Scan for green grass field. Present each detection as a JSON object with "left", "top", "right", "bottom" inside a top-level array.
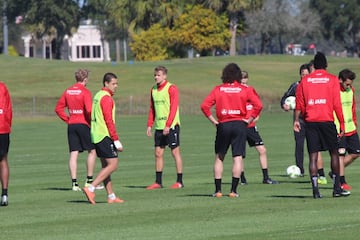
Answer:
[
  {"left": 2, "top": 114, "right": 360, "bottom": 239},
  {"left": 2, "top": 55, "right": 360, "bottom": 239}
]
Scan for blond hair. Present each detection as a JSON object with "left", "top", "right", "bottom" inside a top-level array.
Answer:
[{"left": 75, "top": 69, "right": 89, "bottom": 82}]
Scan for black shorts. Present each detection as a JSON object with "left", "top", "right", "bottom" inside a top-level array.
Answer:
[
  {"left": 94, "top": 136, "right": 118, "bottom": 159},
  {"left": 305, "top": 122, "right": 338, "bottom": 153},
  {"left": 246, "top": 126, "right": 264, "bottom": 147},
  {"left": 338, "top": 133, "right": 360, "bottom": 154},
  {"left": 154, "top": 125, "right": 180, "bottom": 149},
  {"left": 67, "top": 124, "right": 95, "bottom": 152},
  {"left": 215, "top": 121, "right": 247, "bottom": 158},
  {"left": 0, "top": 133, "right": 10, "bottom": 160}
]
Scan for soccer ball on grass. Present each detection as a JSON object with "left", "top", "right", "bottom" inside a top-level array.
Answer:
[{"left": 286, "top": 165, "right": 301, "bottom": 178}]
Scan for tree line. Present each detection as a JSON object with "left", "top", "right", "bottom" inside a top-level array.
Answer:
[{"left": 2, "top": 0, "right": 360, "bottom": 60}]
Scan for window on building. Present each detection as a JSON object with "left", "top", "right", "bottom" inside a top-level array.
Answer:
[
  {"left": 76, "top": 45, "right": 101, "bottom": 59},
  {"left": 93, "top": 46, "right": 101, "bottom": 58}
]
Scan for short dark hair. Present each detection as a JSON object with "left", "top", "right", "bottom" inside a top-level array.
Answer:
[
  {"left": 338, "top": 69, "right": 356, "bottom": 81},
  {"left": 313, "top": 52, "right": 327, "bottom": 69},
  {"left": 103, "top": 72, "right": 117, "bottom": 86},
  {"left": 241, "top": 70, "right": 248, "bottom": 79},
  {"left": 299, "top": 64, "right": 310, "bottom": 76},
  {"left": 221, "top": 63, "right": 241, "bottom": 83}
]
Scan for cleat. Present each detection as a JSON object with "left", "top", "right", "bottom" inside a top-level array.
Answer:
[
  {"left": 82, "top": 187, "right": 96, "bottom": 204},
  {"left": 1, "top": 195, "right": 8, "bottom": 206},
  {"left": 240, "top": 180, "right": 248, "bottom": 185},
  {"left": 263, "top": 178, "right": 279, "bottom": 184},
  {"left": 228, "top": 192, "right": 239, "bottom": 198},
  {"left": 170, "top": 182, "right": 183, "bottom": 189},
  {"left": 299, "top": 174, "right": 305, "bottom": 177},
  {"left": 333, "top": 189, "right": 351, "bottom": 197},
  {"left": 146, "top": 183, "right": 163, "bottom": 190},
  {"left": 317, "top": 176, "right": 328, "bottom": 185},
  {"left": 341, "top": 183, "right": 352, "bottom": 191},
  {"left": 85, "top": 182, "right": 104, "bottom": 190},
  {"left": 212, "top": 192, "right": 222, "bottom": 198},
  {"left": 313, "top": 189, "right": 322, "bottom": 199},
  {"left": 108, "top": 197, "right": 125, "bottom": 204},
  {"left": 72, "top": 185, "right": 82, "bottom": 192}
]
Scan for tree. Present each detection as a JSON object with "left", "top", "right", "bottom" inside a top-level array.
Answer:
[
  {"left": 129, "top": 24, "right": 170, "bottom": 61},
  {"left": 202, "top": 0, "right": 263, "bottom": 56},
  {"left": 245, "top": 0, "right": 320, "bottom": 54},
  {"left": 310, "top": 0, "right": 360, "bottom": 56},
  {"left": 171, "top": 5, "right": 231, "bottom": 55},
  {"left": 24, "top": 0, "right": 81, "bottom": 59}
]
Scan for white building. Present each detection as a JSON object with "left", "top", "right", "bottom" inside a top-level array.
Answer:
[{"left": 21, "top": 20, "right": 110, "bottom": 62}]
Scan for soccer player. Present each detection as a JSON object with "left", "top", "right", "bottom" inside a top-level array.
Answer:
[
  {"left": 294, "top": 52, "right": 349, "bottom": 198},
  {"left": 146, "top": 66, "right": 184, "bottom": 190},
  {"left": 280, "top": 63, "right": 327, "bottom": 184},
  {"left": 55, "top": 69, "right": 98, "bottom": 191},
  {"left": 0, "top": 82, "right": 12, "bottom": 206},
  {"left": 82, "top": 72, "right": 124, "bottom": 204},
  {"left": 200, "top": 63, "right": 262, "bottom": 198},
  {"left": 332, "top": 69, "right": 360, "bottom": 191},
  {"left": 240, "top": 70, "right": 278, "bottom": 185}
]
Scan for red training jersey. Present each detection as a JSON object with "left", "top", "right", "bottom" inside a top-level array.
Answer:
[
  {"left": 200, "top": 81, "right": 262, "bottom": 123},
  {"left": 295, "top": 69, "right": 345, "bottom": 130},
  {"left": 147, "top": 80, "right": 179, "bottom": 128},
  {"left": 244, "top": 86, "right": 262, "bottom": 128},
  {"left": 0, "top": 82, "right": 12, "bottom": 134},
  {"left": 55, "top": 83, "right": 92, "bottom": 127}
]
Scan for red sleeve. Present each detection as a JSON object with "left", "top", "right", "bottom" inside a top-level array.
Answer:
[
  {"left": 83, "top": 89, "right": 92, "bottom": 125},
  {"left": 200, "top": 87, "right": 216, "bottom": 117},
  {"left": 100, "top": 95, "right": 119, "bottom": 141},
  {"left": 55, "top": 92, "right": 69, "bottom": 123},
  {"left": 295, "top": 81, "right": 305, "bottom": 115},
  {"left": 247, "top": 87, "right": 262, "bottom": 118},
  {"left": 352, "top": 88, "right": 357, "bottom": 128},
  {"left": 165, "top": 85, "right": 179, "bottom": 127},
  {"left": 5, "top": 86, "right": 12, "bottom": 129},
  {"left": 147, "top": 90, "right": 155, "bottom": 127},
  {"left": 333, "top": 79, "right": 345, "bottom": 131}
]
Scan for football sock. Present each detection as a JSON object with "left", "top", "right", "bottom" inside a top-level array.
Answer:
[
  {"left": 231, "top": 177, "right": 239, "bottom": 193},
  {"left": 215, "top": 178, "right": 222, "bottom": 193},
  {"left": 240, "top": 171, "right": 246, "bottom": 182},
  {"left": 262, "top": 168, "right": 269, "bottom": 180},
  {"left": 318, "top": 168, "right": 325, "bottom": 177},
  {"left": 176, "top": 173, "right": 183, "bottom": 184},
  {"left": 311, "top": 176, "right": 318, "bottom": 189},
  {"left": 2, "top": 189, "right": 7, "bottom": 196},
  {"left": 340, "top": 176, "right": 345, "bottom": 184},
  {"left": 155, "top": 171, "right": 162, "bottom": 185},
  {"left": 108, "top": 193, "right": 116, "bottom": 200},
  {"left": 86, "top": 176, "right": 93, "bottom": 183},
  {"left": 72, "top": 179, "right": 78, "bottom": 186}
]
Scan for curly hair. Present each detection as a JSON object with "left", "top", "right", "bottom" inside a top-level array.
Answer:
[{"left": 221, "top": 63, "right": 241, "bottom": 83}]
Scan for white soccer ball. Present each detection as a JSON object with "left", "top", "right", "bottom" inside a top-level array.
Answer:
[
  {"left": 285, "top": 96, "right": 296, "bottom": 110},
  {"left": 286, "top": 165, "right": 301, "bottom": 178}
]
